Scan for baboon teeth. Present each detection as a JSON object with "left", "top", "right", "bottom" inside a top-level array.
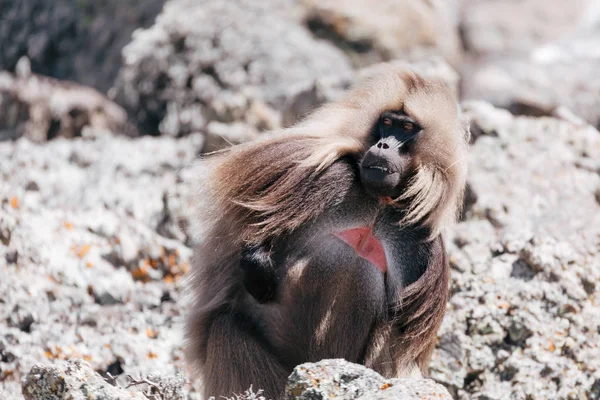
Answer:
[{"left": 371, "top": 166, "right": 389, "bottom": 172}]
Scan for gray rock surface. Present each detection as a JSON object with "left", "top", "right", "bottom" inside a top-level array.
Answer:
[
  {"left": 459, "top": 0, "right": 595, "bottom": 57},
  {"left": 22, "top": 359, "right": 186, "bottom": 400},
  {"left": 0, "top": 132, "right": 202, "bottom": 398},
  {"left": 462, "top": 29, "right": 600, "bottom": 129},
  {"left": 111, "top": 0, "right": 353, "bottom": 142},
  {"left": 431, "top": 102, "right": 600, "bottom": 399},
  {"left": 0, "top": 68, "right": 132, "bottom": 141},
  {"left": 22, "top": 360, "right": 147, "bottom": 400},
  {"left": 285, "top": 359, "right": 452, "bottom": 400},
  {"left": 0, "top": 0, "right": 165, "bottom": 93},
  {"left": 302, "top": 0, "right": 461, "bottom": 67}
]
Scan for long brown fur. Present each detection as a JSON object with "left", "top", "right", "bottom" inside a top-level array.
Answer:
[{"left": 185, "top": 64, "right": 469, "bottom": 399}]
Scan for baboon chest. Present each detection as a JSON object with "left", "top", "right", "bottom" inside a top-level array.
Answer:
[{"left": 261, "top": 227, "right": 388, "bottom": 364}]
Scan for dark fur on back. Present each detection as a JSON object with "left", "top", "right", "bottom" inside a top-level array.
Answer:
[{"left": 185, "top": 64, "right": 468, "bottom": 398}]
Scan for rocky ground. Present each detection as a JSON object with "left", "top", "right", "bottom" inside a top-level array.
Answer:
[{"left": 1, "top": 0, "right": 600, "bottom": 399}]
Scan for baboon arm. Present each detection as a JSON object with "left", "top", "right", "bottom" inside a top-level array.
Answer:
[
  {"left": 202, "top": 311, "right": 289, "bottom": 399},
  {"left": 364, "top": 235, "right": 449, "bottom": 377}
]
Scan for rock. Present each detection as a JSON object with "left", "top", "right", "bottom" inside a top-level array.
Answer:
[
  {"left": 459, "top": 0, "right": 594, "bottom": 57},
  {"left": 5, "top": 249, "right": 18, "bottom": 264},
  {"left": 429, "top": 332, "right": 468, "bottom": 394},
  {"left": 91, "top": 289, "right": 124, "bottom": 306},
  {"left": 461, "top": 12, "right": 600, "bottom": 128},
  {"left": 22, "top": 360, "right": 186, "bottom": 400},
  {"left": 462, "top": 100, "right": 600, "bottom": 238},
  {"left": 432, "top": 101, "right": 600, "bottom": 399},
  {"left": 15, "top": 313, "right": 35, "bottom": 333},
  {"left": 284, "top": 359, "right": 452, "bottom": 399},
  {"left": 0, "top": 0, "right": 166, "bottom": 93},
  {"left": 461, "top": 54, "right": 600, "bottom": 129},
  {"left": 506, "top": 319, "right": 533, "bottom": 346},
  {"left": 0, "top": 212, "right": 16, "bottom": 245},
  {"left": 22, "top": 359, "right": 147, "bottom": 399},
  {"left": 156, "top": 192, "right": 187, "bottom": 243},
  {"left": 0, "top": 133, "right": 199, "bottom": 396},
  {"left": 0, "top": 71, "right": 133, "bottom": 141},
  {"left": 111, "top": 0, "right": 353, "bottom": 142},
  {"left": 145, "top": 372, "right": 186, "bottom": 400},
  {"left": 302, "top": 0, "right": 461, "bottom": 67}
]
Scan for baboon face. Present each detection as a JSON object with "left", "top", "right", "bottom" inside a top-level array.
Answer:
[{"left": 360, "top": 110, "right": 420, "bottom": 198}]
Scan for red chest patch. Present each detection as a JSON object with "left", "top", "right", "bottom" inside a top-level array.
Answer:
[{"left": 335, "top": 227, "right": 388, "bottom": 273}]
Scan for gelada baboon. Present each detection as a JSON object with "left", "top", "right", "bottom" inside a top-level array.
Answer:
[{"left": 185, "top": 64, "right": 469, "bottom": 399}]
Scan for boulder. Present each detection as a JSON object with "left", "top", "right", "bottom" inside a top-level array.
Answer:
[
  {"left": 285, "top": 359, "right": 452, "bottom": 400},
  {"left": 111, "top": 0, "right": 353, "bottom": 143},
  {"left": 0, "top": 67, "right": 132, "bottom": 141},
  {"left": 302, "top": 0, "right": 461, "bottom": 67},
  {"left": 461, "top": 30, "right": 600, "bottom": 128},
  {"left": 0, "top": 0, "right": 165, "bottom": 92},
  {"left": 459, "top": 0, "right": 594, "bottom": 57},
  {"left": 431, "top": 101, "right": 600, "bottom": 399},
  {"left": 22, "top": 359, "right": 185, "bottom": 400}
]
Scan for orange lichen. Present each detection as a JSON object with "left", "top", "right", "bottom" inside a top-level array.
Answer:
[
  {"left": 131, "top": 265, "right": 149, "bottom": 281},
  {"left": 147, "top": 351, "right": 158, "bottom": 359},
  {"left": 45, "top": 346, "right": 63, "bottom": 359},
  {"left": 146, "top": 328, "right": 158, "bottom": 339},
  {"left": 73, "top": 244, "right": 91, "bottom": 259},
  {"left": 10, "top": 197, "right": 19, "bottom": 209},
  {"left": 130, "top": 249, "right": 190, "bottom": 283},
  {"left": 381, "top": 383, "right": 392, "bottom": 390},
  {"left": 64, "top": 222, "right": 74, "bottom": 230}
]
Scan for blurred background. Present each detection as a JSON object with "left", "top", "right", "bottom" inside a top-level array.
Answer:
[{"left": 1, "top": 0, "right": 600, "bottom": 399}]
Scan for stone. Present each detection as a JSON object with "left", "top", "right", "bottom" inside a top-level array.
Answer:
[
  {"left": 0, "top": 0, "right": 166, "bottom": 92},
  {"left": 285, "top": 359, "right": 452, "bottom": 400},
  {"left": 302, "top": 0, "right": 461, "bottom": 67},
  {"left": 460, "top": 0, "right": 594, "bottom": 57},
  {"left": 111, "top": 0, "right": 353, "bottom": 142},
  {"left": 0, "top": 71, "right": 133, "bottom": 141}
]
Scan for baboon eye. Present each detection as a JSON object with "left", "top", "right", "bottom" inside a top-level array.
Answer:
[
  {"left": 402, "top": 122, "right": 415, "bottom": 132},
  {"left": 377, "top": 112, "right": 421, "bottom": 142}
]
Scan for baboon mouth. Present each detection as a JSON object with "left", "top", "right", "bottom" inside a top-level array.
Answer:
[
  {"left": 364, "top": 164, "right": 399, "bottom": 175},
  {"left": 335, "top": 227, "right": 387, "bottom": 273}
]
